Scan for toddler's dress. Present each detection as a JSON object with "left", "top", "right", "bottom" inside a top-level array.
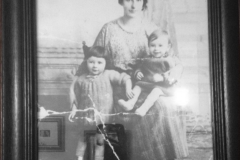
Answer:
[{"left": 135, "top": 55, "right": 182, "bottom": 96}]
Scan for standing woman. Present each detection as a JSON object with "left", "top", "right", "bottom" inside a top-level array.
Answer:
[{"left": 76, "top": 0, "right": 189, "bottom": 159}]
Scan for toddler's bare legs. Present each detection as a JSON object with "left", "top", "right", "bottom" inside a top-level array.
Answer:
[
  {"left": 135, "top": 88, "right": 164, "bottom": 117},
  {"left": 118, "top": 85, "right": 142, "bottom": 111},
  {"left": 78, "top": 157, "right": 83, "bottom": 160}
]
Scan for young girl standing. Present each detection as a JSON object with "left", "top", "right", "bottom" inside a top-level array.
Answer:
[{"left": 69, "top": 46, "right": 133, "bottom": 160}]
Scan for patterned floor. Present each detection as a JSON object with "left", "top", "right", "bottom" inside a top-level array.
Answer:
[{"left": 178, "top": 132, "right": 213, "bottom": 160}]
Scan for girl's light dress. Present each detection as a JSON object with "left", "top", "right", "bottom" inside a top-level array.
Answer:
[{"left": 73, "top": 70, "right": 130, "bottom": 157}]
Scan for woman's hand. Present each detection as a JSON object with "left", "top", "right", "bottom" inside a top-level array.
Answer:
[
  {"left": 166, "top": 78, "right": 177, "bottom": 85},
  {"left": 153, "top": 74, "right": 164, "bottom": 82},
  {"left": 69, "top": 104, "right": 77, "bottom": 122},
  {"left": 125, "top": 79, "right": 134, "bottom": 99},
  {"left": 162, "top": 71, "right": 170, "bottom": 80},
  {"left": 136, "top": 72, "right": 144, "bottom": 80},
  {"left": 126, "top": 88, "right": 134, "bottom": 99},
  {"left": 162, "top": 71, "right": 177, "bottom": 85}
]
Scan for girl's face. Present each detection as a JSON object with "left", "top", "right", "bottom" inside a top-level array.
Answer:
[
  {"left": 87, "top": 56, "right": 106, "bottom": 75},
  {"left": 122, "top": 0, "right": 143, "bottom": 18},
  {"left": 149, "top": 35, "right": 170, "bottom": 58}
]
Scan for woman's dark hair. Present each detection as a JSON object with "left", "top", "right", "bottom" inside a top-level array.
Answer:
[
  {"left": 85, "top": 46, "right": 111, "bottom": 69},
  {"left": 118, "top": 0, "right": 148, "bottom": 10}
]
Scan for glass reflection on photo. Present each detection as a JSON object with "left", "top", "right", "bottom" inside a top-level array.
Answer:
[{"left": 37, "top": 0, "right": 212, "bottom": 160}]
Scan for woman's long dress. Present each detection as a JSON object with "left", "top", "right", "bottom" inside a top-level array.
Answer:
[{"left": 93, "top": 19, "right": 189, "bottom": 160}]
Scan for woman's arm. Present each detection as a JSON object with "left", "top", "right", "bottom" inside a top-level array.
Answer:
[
  {"left": 108, "top": 70, "right": 131, "bottom": 85},
  {"left": 167, "top": 56, "right": 183, "bottom": 83},
  {"left": 107, "top": 70, "right": 133, "bottom": 99},
  {"left": 125, "top": 79, "right": 134, "bottom": 99}
]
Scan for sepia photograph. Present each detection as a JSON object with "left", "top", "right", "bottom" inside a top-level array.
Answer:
[{"left": 37, "top": 0, "right": 212, "bottom": 160}]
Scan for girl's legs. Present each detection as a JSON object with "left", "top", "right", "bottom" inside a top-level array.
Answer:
[
  {"left": 135, "top": 87, "right": 164, "bottom": 116},
  {"left": 76, "top": 134, "right": 86, "bottom": 160},
  {"left": 95, "top": 132, "right": 104, "bottom": 160},
  {"left": 77, "top": 151, "right": 104, "bottom": 160},
  {"left": 95, "top": 145, "right": 104, "bottom": 160},
  {"left": 118, "top": 85, "right": 142, "bottom": 111},
  {"left": 77, "top": 133, "right": 105, "bottom": 160}
]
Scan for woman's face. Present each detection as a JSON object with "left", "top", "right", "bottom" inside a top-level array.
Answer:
[
  {"left": 122, "top": 0, "right": 144, "bottom": 18},
  {"left": 149, "top": 35, "right": 170, "bottom": 58},
  {"left": 87, "top": 56, "right": 106, "bottom": 75}
]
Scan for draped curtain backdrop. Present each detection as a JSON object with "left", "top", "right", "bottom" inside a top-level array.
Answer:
[{"left": 145, "top": 0, "right": 179, "bottom": 55}]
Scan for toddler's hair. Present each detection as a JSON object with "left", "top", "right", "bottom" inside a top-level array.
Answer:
[
  {"left": 148, "top": 29, "right": 171, "bottom": 46},
  {"left": 85, "top": 46, "right": 111, "bottom": 69}
]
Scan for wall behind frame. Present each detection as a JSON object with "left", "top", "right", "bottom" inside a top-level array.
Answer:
[{"left": 37, "top": 0, "right": 211, "bottom": 160}]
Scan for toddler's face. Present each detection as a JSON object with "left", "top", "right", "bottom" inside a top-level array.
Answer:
[
  {"left": 149, "top": 35, "right": 170, "bottom": 58},
  {"left": 87, "top": 56, "right": 106, "bottom": 75}
]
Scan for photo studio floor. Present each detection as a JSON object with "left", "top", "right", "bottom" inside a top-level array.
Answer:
[{"left": 178, "top": 132, "right": 213, "bottom": 160}]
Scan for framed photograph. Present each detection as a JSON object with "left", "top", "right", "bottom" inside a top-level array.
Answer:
[
  {"left": 39, "top": 116, "right": 65, "bottom": 152},
  {"left": 2, "top": 0, "right": 240, "bottom": 160}
]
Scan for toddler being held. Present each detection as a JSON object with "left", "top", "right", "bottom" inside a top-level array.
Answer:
[{"left": 118, "top": 29, "right": 183, "bottom": 117}]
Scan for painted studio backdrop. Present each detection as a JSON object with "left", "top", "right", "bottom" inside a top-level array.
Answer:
[{"left": 37, "top": 0, "right": 212, "bottom": 160}]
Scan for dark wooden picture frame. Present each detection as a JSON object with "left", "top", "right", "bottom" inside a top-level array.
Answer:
[
  {"left": 39, "top": 116, "right": 65, "bottom": 152},
  {"left": 1, "top": 0, "right": 240, "bottom": 160}
]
